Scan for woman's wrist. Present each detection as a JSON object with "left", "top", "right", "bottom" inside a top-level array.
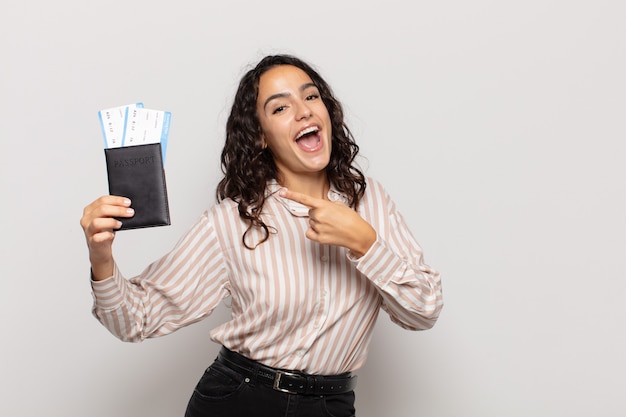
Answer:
[{"left": 90, "top": 257, "right": 115, "bottom": 281}]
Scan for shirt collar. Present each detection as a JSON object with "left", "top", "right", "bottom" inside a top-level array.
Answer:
[{"left": 266, "top": 179, "right": 349, "bottom": 217}]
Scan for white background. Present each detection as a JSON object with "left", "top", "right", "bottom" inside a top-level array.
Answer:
[{"left": 1, "top": 1, "right": 625, "bottom": 416}]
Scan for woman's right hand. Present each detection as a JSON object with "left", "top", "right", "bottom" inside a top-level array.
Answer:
[{"left": 80, "top": 196, "right": 135, "bottom": 280}]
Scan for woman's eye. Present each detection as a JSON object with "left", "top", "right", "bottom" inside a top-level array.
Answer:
[
  {"left": 306, "top": 93, "right": 319, "bottom": 101},
  {"left": 272, "top": 105, "right": 286, "bottom": 114}
]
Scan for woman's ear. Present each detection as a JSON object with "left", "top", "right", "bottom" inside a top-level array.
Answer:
[{"left": 260, "top": 135, "right": 267, "bottom": 150}]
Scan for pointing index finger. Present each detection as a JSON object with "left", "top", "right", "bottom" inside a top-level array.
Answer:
[{"left": 278, "top": 188, "right": 324, "bottom": 208}]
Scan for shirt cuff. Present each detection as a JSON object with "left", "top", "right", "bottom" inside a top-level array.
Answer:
[
  {"left": 90, "top": 263, "right": 127, "bottom": 310},
  {"left": 348, "top": 237, "right": 402, "bottom": 288}
]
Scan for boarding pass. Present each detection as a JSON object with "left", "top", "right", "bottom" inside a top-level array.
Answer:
[{"left": 98, "top": 103, "right": 171, "bottom": 163}]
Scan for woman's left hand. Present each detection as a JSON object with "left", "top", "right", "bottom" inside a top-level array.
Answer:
[{"left": 279, "top": 189, "right": 376, "bottom": 258}]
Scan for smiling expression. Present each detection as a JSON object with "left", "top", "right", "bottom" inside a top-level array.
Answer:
[{"left": 256, "top": 65, "right": 332, "bottom": 187}]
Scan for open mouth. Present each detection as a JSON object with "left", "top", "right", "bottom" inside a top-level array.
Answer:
[{"left": 295, "top": 126, "right": 321, "bottom": 151}]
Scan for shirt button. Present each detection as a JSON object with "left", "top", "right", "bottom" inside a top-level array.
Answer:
[{"left": 321, "top": 255, "right": 329, "bottom": 262}]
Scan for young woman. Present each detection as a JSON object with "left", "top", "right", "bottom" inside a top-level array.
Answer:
[{"left": 81, "top": 54, "right": 443, "bottom": 417}]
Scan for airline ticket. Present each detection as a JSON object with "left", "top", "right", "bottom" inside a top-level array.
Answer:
[{"left": 98, "top": 103, "right": 171, "bottom": 163}]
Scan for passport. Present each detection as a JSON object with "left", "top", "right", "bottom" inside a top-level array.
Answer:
[{"left": 104, "top": 143, "right": 170, "bottom": 230}]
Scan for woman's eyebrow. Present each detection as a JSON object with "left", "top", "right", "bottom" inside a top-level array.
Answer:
[
  {"left": 263, "top": 83, "right": 318, "bottom": 110},
  {"left": 300, "top": 82, "right": 317, "bottom": 92}
]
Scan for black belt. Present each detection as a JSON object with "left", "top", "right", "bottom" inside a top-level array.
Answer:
[{"left": 216, "top": 347, "right": 357, "bottom": 396}]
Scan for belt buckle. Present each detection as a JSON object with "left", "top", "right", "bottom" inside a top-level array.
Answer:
[{"left": 273, "top": 370, "right": 301, "bottom": 394}]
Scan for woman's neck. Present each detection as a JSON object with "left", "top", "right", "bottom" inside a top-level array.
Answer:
[{"left": 278, "top": 172, "right": 330, "bottom": 200}]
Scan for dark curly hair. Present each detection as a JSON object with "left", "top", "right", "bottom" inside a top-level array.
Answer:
[{"left": 217, "top": 54, "right": 366, "bottom": 249}]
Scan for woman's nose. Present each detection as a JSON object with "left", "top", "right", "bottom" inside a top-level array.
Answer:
[{"left": 295, "top": 102, "right": 312, "bottom": 120}]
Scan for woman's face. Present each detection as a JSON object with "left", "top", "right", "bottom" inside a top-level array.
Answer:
[{"left": 256, "top": 65, "right": 332, "bottom": 185}]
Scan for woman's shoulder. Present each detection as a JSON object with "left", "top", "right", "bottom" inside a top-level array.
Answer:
[
  {"left": 365, "top": 176, "right": 384, "bottom": 189},
  {"left": 206, "top": 198, "right": 239, "bottom": 217},
  {"left": 363, "top": 176, "right": 390, "bottom": 199},
  {"left": 193, "top": 198, "right": 244, "bottom": 240},
  {"left": 192, "top": 199, "right": 239, "bottom": 227}
]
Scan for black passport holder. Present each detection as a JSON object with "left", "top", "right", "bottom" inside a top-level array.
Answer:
[{"left": 104, "top": 143, "right": 171, "bottom": 230}]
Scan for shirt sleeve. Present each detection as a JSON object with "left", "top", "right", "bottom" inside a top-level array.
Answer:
[
  {"left": 350, "top": 182, "right": 444, "bottom": 331},
  {"left": 90, "top": 212, "right": 230, "bottom": 342}
]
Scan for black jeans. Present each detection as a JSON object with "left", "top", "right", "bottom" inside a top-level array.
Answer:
[{"left": 185, "top": 360, "right": 356, "bottom": 417}]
